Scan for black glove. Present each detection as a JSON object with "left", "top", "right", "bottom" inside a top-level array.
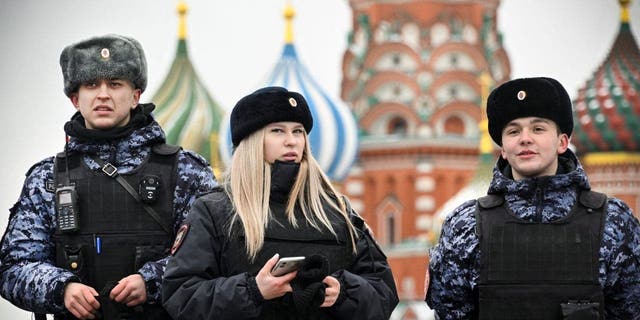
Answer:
[
  {"left": 96, "top": 281, "right": 143, "bottom": 319},
  {"left": 291, "top": 254, "right": 330, "bottom": 313}
]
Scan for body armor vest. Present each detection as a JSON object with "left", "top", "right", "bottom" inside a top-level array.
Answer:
[
  {"left": 52, "top": 144, "right": 179, "bottom": 320},
  {"left": 475, "top": 190, "right": 607, "bottom": 320}
]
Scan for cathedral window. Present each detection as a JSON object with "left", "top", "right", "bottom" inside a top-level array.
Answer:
[
  {"left": 444, "top": 115, "right": 465, "bottom": 135},
  {"left": 386, "top": 213, "right": 396, "bottom": 245},
  {"left": 388, "top": 117, "right": 408, "bottom": 136}
]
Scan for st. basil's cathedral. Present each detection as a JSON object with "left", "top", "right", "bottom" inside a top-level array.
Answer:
[{"left": 152, "top": 1, "right": 639, "bottom": 318}]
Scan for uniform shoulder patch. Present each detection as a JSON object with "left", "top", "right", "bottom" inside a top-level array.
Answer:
[
  {"left": 171, "top": 224, "right": 190, "bottom": 255},
  {"left": 45, "top": 179, "right": 56, "bottom": 193}
]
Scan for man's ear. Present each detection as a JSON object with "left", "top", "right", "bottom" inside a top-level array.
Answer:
[
  {"left": 131, "top": 89, "right": 141, "bottom": 109},
  {"left": 70, "top": 94, "right": 80, "bottom": 111},
  {"left": 500, "top": 147, "right": 507, "bottom": 160},
  {"left": 557, "top": 133, "right": 570, "bottom": 154}
]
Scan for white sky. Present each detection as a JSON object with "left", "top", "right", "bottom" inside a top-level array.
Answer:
[{"left": 1, "top": 0, "right": 639, "bottom": 317}]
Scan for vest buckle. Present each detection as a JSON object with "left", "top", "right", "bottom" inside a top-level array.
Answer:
[{"left": 101, "top": 163, "right": 118, "bottom": 177}]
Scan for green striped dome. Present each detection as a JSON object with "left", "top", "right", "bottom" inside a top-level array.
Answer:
[{"left": 152, "top": 2, "right": 225, "bottom": 176}]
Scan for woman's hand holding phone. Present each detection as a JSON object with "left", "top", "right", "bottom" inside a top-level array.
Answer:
[{"left": 255, "top": 254, "right": 301, "bottom": 300}]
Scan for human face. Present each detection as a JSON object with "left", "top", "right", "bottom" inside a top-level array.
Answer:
[
  {"left": 263, "top": 122, "right": 306, "bottom": 164},
  {"left": 70, "top": 79, "right": 140, "bottom": 130},
  {"left": 500, "top": 117, "right": 569, "bottom": 180}
]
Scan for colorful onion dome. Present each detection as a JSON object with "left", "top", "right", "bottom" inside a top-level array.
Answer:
[
  {"left": 152, "top": 1, "right": 226, "bottom": 177},
  {"left": 572, "top": 0, "right": 640, "bottom": 153},
  {"left": 219, "top": 3, "right": 359, "bottom": 181}
]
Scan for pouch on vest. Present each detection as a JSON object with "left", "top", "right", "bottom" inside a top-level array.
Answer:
[
  {"left": 62, "top": 244, "right": 86, "bottom": 278},
  {"left": 561, "top": 301, "right": 600, "bottom": 320}
]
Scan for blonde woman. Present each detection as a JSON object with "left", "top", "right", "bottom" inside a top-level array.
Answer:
[{"left": 162, "top": 87, "right": 398, "bottom": 319}]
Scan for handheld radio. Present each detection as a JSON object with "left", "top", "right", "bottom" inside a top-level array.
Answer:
[
  {"left": 56, "top": 185, "right": 80, "bottom": 232},
  {"left": 56, "top": 136, "right": 80, "bottom": 233}
]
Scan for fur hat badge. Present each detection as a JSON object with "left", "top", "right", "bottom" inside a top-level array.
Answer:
[
  {"left": 60, "top": 34, "right": 147, "bottom": 97},
  {"left": 230, "top": 86, "right": 313, "bottom": 147},
  {"left": 487, "top": 77, "right": 573, "bottom": 146}
]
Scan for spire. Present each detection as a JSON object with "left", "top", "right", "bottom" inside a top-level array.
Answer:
[
  {"left": 284, "top": 1, "right": 295, "bottom": 44},
  {"left": 620, "top": 0, "right": 630, "bottom": 23},
  {"left": 177, "top": 1, "right": 188, "bottom": 40}
]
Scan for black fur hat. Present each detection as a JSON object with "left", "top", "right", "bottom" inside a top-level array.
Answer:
[
  {"left": 60, "top": 34, "right": 147, "bottom": 97},
  {"left": 487, "top": 77, "right": 573, "bottom": 145},
  {"left": 230, "top": 86, "right": 313, "bottom": 146}
]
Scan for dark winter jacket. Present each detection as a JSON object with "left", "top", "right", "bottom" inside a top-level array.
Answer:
[{"left": 162, "top": 163, "right": 398, "bottom": 320}]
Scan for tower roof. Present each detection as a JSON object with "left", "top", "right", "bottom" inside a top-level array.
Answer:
[
  {"left": 572, "top": 0, "right": 640, "bottom": 153},
  {"left": 219, "top": 3, "right": 359, "bottom": 181},
  {"left": 152, "top": 1, "right": 226, "bottom": 176}
]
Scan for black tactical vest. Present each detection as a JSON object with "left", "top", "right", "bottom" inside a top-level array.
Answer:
[
  {"left": 475, "top": 190, "right": 607, "bottom": 320},
  {"left": 52, "top": 144, "right": 179, "bottom": 320}
]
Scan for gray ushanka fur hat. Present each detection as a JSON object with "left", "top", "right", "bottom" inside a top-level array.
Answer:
[{"left": 60, "top": 34, "right": 147, "bottom": 97}]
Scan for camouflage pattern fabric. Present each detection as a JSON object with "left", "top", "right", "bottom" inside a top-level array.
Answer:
[
  {"left": 426, "top": 150, "right": 640, "bottom": 319},
  {"left": 0, "top": 119, "right": 217, "bottom": 314}
]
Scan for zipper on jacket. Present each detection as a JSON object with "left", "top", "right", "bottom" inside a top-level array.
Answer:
[
  {"left": 109, "top": 143, "right": 117, "bottom": 165},
  {"left": 535, "top": 187, "right": 544, "bottom": 222}
]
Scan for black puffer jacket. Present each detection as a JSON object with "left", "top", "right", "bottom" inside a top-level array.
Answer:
[{"left": 162, "top": 163, "right": 398, "bottom": 320}]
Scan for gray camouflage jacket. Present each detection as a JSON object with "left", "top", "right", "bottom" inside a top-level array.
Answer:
[
  {"left": 0, "top": 116, "right": 216, "bottom": 314},
  {"left": 426, "top": 149, "right": 640, "bottom": 319}
]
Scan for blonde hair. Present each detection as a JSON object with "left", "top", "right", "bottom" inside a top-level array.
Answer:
[{"left": 222, "top": 127, "right": 357, "bottom": 261}]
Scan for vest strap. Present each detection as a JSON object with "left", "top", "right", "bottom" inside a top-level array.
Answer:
[{"left": 90, "top": 155, "right": 173, "bottom": 236}]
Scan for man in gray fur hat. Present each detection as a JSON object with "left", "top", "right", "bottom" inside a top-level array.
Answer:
[{"left": 0, "top": 34, "right": 217, "bottom": 320}]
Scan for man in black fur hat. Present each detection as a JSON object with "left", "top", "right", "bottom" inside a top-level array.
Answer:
[
  {"left": 0, "top": 34, "right": 217, "bottom": 320},
  {"left": 426, "top": 77, "right": 640, "bottom": 319}
]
